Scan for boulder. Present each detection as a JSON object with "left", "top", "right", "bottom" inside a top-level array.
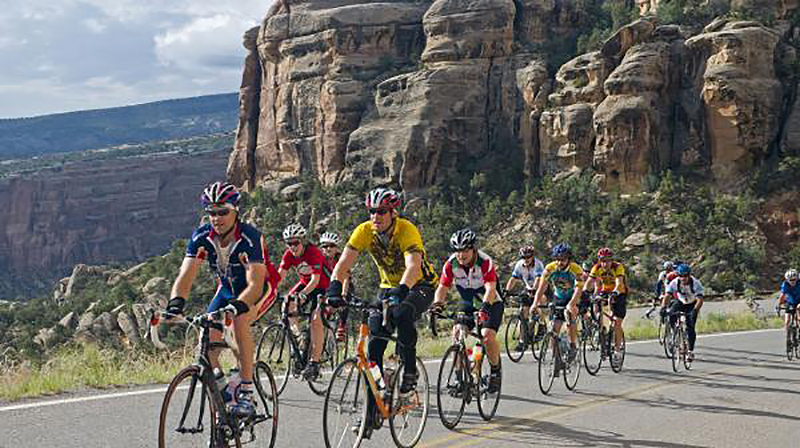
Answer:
[
  {"left": 93, "top": 312, "right": 121, "bottom": 338},
  {"left": 58, "top": 311, "right": 77, "bottom": 329},
  {"left": 117, "top": 311, "right": 141, "bottom": 345},
  {"left": 76, "top": 311, "right": 96, "bottom": 333},
  {"left": 142, "top": 277, "right": 169, "bottom": 296},
  {"left": 623, "top": 232, "right": 667, "bottom": 247},
  {"left": 34, "top": 327, "right": 57, "bottom": 348},
  {"left": 601, "top": 18, "right": 657, "bottom": 60},
  {"left": 131, "top": 303, "right": 151, "bottom": 335}
]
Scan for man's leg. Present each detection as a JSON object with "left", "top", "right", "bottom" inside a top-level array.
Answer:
[{"left": 612, "top": 294, "right": 627, "bottom": 351}]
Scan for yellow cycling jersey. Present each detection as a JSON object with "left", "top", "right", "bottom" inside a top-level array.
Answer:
[
  {"left": 541, "top": 261, "right": 584, "bottom": 301},
  {"left": 347, "top": 218, "right": 438, "bottom": 289},
  {"left": 589, "top": 262, "right": 628, "bottom": 294}
]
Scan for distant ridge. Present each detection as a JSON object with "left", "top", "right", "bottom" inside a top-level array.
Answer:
[{"left": 0, "top": 93, "right": 239, "bottom": 159}]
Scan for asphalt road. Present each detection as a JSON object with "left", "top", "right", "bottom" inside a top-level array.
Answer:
[{"left": 1, "top": 328, "right": 798, "bottom": 448}]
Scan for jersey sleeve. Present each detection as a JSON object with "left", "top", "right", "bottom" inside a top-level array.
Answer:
[
  {"left": 483, "top": 261, "right": 498, "bottom": 283},
  {"left": 185, "top": 229, "right": 207, "bottom": 260},
  {"left": 614, "top": 263, "right": 626, "bottom": 277},
  {"left": 693, "top": 279, "right": 705, "bottom": 296},
  {"left": 243, "top": 231, "right": 265, "bottom": 264},
  {"left": 279, "top": 250, "right": 295, "bottom": 271},
  {"left": 534, "top": 259, "right": 544, "bottom": 277},
  {"left": 781, "top": 282, "right": 790, "bottom": 294},
  {"left": 440, "top": 261, "right": 455, "bottom": 287},
  {"left": 570, "top": 263, "right": 584, "bottom": 288},
  {"left": 511, "top": 261, "right": 523, "bottom": 279},
  {"left": 588, "top": 264, "right": 600, "bottom": 279},
  {"left": 346, "top": 222, "right": 373, "bottom": 252},
  {"left": 399, "top": 221, "right": 424, "bottom": 254}
]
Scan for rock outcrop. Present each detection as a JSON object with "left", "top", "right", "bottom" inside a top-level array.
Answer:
[{"left": 0, "top": 149, "right": 227, "bottom": 298}]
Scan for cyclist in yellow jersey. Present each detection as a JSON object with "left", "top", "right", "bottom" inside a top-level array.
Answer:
[
  {"left": 327, "top": 187, "right": 437, "bottom": 437},
  {"left": 533, "top": 243, "right": 584, "bottom": 361},
  {"left": 583, "top": 247, "right": 628, "bottom": 355}
]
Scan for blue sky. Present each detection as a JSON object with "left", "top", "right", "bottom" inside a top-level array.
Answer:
[{"left": 0, "top": 0, "right": 269, "bottom": 118}]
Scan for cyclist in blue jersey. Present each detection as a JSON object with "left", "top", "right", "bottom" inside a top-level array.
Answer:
[
  {"left": 778, "top": 269, "right": 800, "bottom": 332},
  {"left": 167, "top": 181, "right": 273, "bottom": 418}
]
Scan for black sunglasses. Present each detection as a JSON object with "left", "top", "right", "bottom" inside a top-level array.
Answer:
[
  {"left": 369, "top": 208, "right": 390, "bottom": 216},
  {"left": 286, "top": 240, "right": 302, "bottom": 247},
  {"left": 207, "top": 209, "right": 231, "bottom": 217}
]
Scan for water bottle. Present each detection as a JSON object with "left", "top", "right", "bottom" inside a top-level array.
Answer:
[
  {"left": 368, "top": 361, "right": 385, "bottom": 390},
  {"left": 472, "top": 344, "right": 483, "bottom": 363},
  {"left": 225, "top": 368, "right": 241, "bottom": 407}
]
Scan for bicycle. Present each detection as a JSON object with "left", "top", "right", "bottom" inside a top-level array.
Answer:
[
  {"left": 154, "top": 308, "right": 279, "bottom": 448},
  {"left": 503, "top": 293, "right": 545, "bottom": 363},
  {"left": 538, "top": 303, "right": 580, "bottom": 394},
  {"left": 778, "top": 305, "right": 800, "bottom": 361},
  {"left": 429, "top": 309, "right": 501, "bottom": 429},
  {"left": 643, "top": 299, "right": 672, "bottom": 358},
  {"left": 669, "top": 310, "right": 692, "bottom": 372},
  {"left": 256, "top": 293, "right": 339, "bottom": 397},
  {"left": 322, "top": 298, "right": 430, "bottom": 448},
  {"left": 582, "top": 292, "right": 626, "bottom": 376}
]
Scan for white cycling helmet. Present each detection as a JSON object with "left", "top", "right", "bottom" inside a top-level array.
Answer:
[
  {"left": 282, "top": 223, "right": 307, "bottom": 241},
  {"left": 319, "top": 232, "right": 341, "bottom": 246},
  {"left": 663, "top": 261, "right": 674, "bottom": 270},
  {"left": 450, "top": 228, "right": 477, "bottom": 251},
  {"left": 785, "top": 269, "right": 798, "bottom": 281}
]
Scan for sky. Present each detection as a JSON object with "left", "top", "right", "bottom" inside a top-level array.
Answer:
[{"left": 0, "top": 0, "right": 271, "bottom": 118}]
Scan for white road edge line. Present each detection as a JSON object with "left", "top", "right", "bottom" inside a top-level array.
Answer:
[{"left": 0, "top": 327, "right": 781, "bottom": 413}]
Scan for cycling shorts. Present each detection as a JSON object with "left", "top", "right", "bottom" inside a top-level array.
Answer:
[
  {"left": 611, "top": 293, "right": 628, "bottom": 319},
  {"left": 460, "top": 301, "right": 504, "bottom": 332}
]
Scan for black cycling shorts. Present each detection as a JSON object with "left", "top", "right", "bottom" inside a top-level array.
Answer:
[
  {"left": 461, "top": 301, "right": 504, "bottom": 332},
  {"left": 611, "top": 293, "right": 628, "bottom": 319}
]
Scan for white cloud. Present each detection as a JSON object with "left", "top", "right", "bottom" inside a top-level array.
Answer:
[{"left": 0, "top": 0, "right": 272, "bottom": 118}]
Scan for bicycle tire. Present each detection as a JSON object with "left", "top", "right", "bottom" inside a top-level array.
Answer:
[
  {"left": 308, "top": 325, "right": 338, "bottom": 396},
  {"left": 530, "top": 318, "right": 545, "bottom": 361},
  {"left": 251, "top": 361, "right": 279, "bottom": 448},
  {"left": 672, "top": 328, "right": 685, "bottom": 373},
  {"left": 158, "top": 365, "right": 220, "bottom": 448},
  {"left": 610, "top": 330, "right": 626, "bottom": 373},
  {"left": 436, "top": 345, "right": 468, "bottom": 429},
  {"left": 322, "top": 358, "right": 366, "bottom": 448},
  {"left": 787, "top": 323, "right": 795, "bottom": 361},
  {"left": 256, "top": 323, "right": 293, "bottom": 397},
  {"left": 564, "top": 341, "right": 580, "bottom": 391},
  {"left": 662, "top": 322, "right": 674, "bottom": 359},
  {"left": 504, "top": 316, "right": 525, "bottom": 363},
  {"left": 582, "top": 324, "right": 602, "bottom": 376},
  {"left": 537, "top": 333, "right": 556, "bottom": 395},
  {"left": 388, "top": 356, "right": 429, "bottom": 448},
  {"left": 476, "top": 355, "right": 501, "bottom": 421}
]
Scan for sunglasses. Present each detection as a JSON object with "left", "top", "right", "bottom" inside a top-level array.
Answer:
[
  {"left": 368, "top": 208, "right": 390, "bottom": 216},
  {"left": 286, "top": 240, "right": 302, "bottom": 247},
  {"left": 206, "top": 209, "right": 231, "bottom": 217},
  {"left": 320, "top": 245, "right": 336, "bottom": 250}
]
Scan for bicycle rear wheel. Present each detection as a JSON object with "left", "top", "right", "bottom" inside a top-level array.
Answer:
[
  {"left": 158, "top": 365, "right": 218, "bottom": 448},
  {"left": 388, "top": 356, "right": 429, "bottom": 448},
  {"left": 256, "top": 323, "right": 293, "bottom": 397},
  {"left": 436, "top": 345, "right": 467, "bottom": 429},
  {"left": 476, "top": 355, "right": 501, "bottom": 421},
  {"left": 246, "top": 361, "right": 278, "bottom": 448},
  {"left": 504, "top": 316, "right": 525, "bottom": 363},
  {"left": 610, "top": 330, "right": 626, "bottom": 373},
  {"left": 309, "top": 325, "right": 338, "bottom": 396},
  {"left": 537, "top": 334, "right": 556, "bottom": 395},
  {"left": 582, "top": 324, "right": 602, "bottom": 376},
  {"left": 323, "top": 359, "right": 366, "bottom": 448},
  {"left": 671, "top": 328, "right": 685, "bottom": 373}
]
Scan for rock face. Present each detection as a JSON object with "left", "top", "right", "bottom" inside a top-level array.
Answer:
[
  {"left": 0, "top": 149, "right": 227, "bottom": 297},
  {"left": 233, "top": 1, "right": 799, "bottom": 193}
]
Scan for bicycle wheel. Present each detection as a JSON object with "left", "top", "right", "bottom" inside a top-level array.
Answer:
[
  {"left": 663, "top": 323, "right": 674, "bottom": 359},
  {"left": 388, "top": 356, "right": 429, "bottom": 448},
  {"left": 564, "top": 341, "right": 580, "bottom": 391},
  {"left": 794, "top": 324, "right": 800, "bottom": 360},
  {"left": 504, "top": 316, "right": 525, "bottom": 363},
  {"left": 537, "top": 333, "right": 556, "bottom": 395},
  {"left": 671, "top": 328, "right": 685, "bottom": 373},
  {"left": 248, "top": 361, "right": 279, "bottom": 448},
  {"left": 582, "top": 324, "right": 602, "bottom": 376},
  {"left": 323, "top": 359, "right": 366, "bottom": 448},
  {"left": 476, "top": 355, "right": 501, "bottom": 421},
  {"left": 530, "top": 318, "right": 545, "bottom": 361},
  {"left": 436, "top": 345, "right": 467, "bottom": 429},
  {"left": 657, "top": 316, "right": 664, "bottom": 346},
  {"left": 610, "top": 330, "right": 626, "bottom": 373},
  {"left": 787, "top": 326, "right": 794, "bottom": 361},
  {"left": 309, "top": 325, "right": 338, "bottom": 396},
  {"left": 256, "top": 323, "right": 293, "bottom": 397},
  {"left": 158, "top": 365, "right": 218, "bottom": 448}
]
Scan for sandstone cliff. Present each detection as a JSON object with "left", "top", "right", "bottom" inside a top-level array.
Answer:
[
  {"left": 0, "top": 149, "right": 228, "bottom": 298},
  {"left": 231, "top": 0, "right": 800, "bottom": 193}
]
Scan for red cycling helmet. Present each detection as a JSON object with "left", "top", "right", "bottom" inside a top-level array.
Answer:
[
  {"left": 365, "top": 187, "right": 401, "bottom": 210},
  {"left": 597, "top": 247, "right": 613, "bottom": 259}
]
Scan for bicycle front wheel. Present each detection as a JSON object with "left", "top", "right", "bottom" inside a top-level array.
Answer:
[
  {"left": 671, "top": 328, "right": 685, "bottom": 373},
  {"left": 309, "top": 324, "right": 339, "bottom": 396},
  {"left": 476, "top": 355, "right": 501, "bottom": 421},
  {"left": 537, "top": 333, "right": 556, "bottom": 395},
  {"left": 787, "top": 325, "right": 795, "bottom": 361},
  {"left": 564, "top": 342, "right": 580, "bottom": 391},
  {"left": 504, "top": 316, "right": 525, "bottom": 363},
  {"left": 323, "top": 359, "right": 366, "bottom": 448},
  {"left": 436, "top": 345, "right": 467, "bottom": 429},
  {"left": 610, "top": 330, "right": 626, "bottom": 373},
  {"left": 257, "top": 323, "right": 293, "bottom": 397},
  {"left": 250, "top": 361, "right": 279, "bottom": 448},
  {"left": 663, "top": 323, "right": 674, "bottom": 359},
  {"left": 530, "top": 318, "right": 545, "bottom": 360},
  {"left": 158, "top": 365, "right": 218, "bottom": 448},
  {"left": 582, "top": 325, "right": 602, "bottom": 376},
  {"left": 388, "top": 356, "right": 429, "bottom": 448}
]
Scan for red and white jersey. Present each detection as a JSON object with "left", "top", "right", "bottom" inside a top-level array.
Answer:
[{"left": 440, "top": 250, "right": 498, "bottom": 290}]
